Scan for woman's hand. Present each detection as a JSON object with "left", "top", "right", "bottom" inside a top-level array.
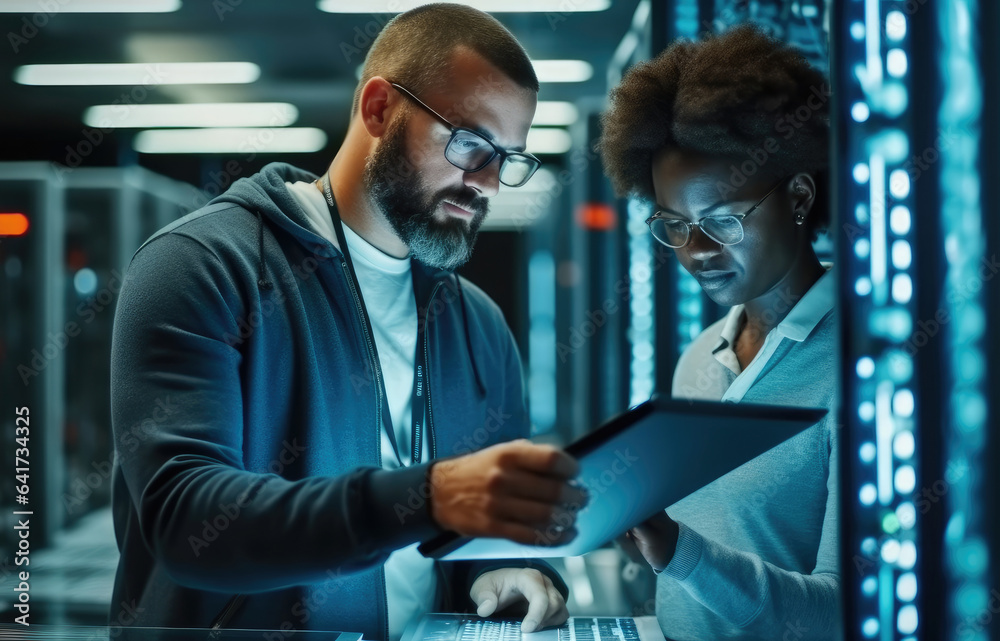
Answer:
[{"left": 626, "top": 511, "right": 680, "bottom": 572}]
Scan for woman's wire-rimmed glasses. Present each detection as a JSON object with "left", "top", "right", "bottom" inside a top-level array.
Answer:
[
  {"left": 645, "top": 178, "right": 787, "bottom": 248},
  {"left": 389, "top": 82, "right": 541, "bottom": 188}
]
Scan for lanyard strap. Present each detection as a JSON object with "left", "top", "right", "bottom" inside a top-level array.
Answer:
[{"left": 320, "top": 174, "right": 426, "bottom": 467}]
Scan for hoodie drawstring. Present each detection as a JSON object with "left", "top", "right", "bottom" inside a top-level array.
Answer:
[
  {"left": 454, "top": 278, "right": 486, "bottom": 397},
  {"left": 254, "top": 210, "right": 273, "bottom": 289}
]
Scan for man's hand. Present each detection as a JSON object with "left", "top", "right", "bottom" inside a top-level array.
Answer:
[
  {"left": 626, "top": 511, "right": 680, "bottom": 572},
  {"left": 470, "top": 568, "right": 568, "bottom": 633},
  {"left": 429, "top": 439, "right": 586, "bottom": 545}
]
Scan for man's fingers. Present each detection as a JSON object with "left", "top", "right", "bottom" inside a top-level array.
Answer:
[
  {"left": 632, "top": 513, "right": 668, "bottom": 536},
  {"left": 493, "top": 470, "right": 563, "bottom": 504},
  {"left": 539, "top": 580, "right": 568, "bottom": 629},
  {"left": 629, "top": 524, "right": 654, "bottom": 542},
  {"left": 488, "top": 521, "right": 548, "bottom": 546},
  {"left": 429, "top": 440, "right": 585, "bottom": 540},
  {"left": 504, "top": 442, "right": 579, "bottom": 479},
  {"left": 644, "top": 510, "right": 675, "bottom": 528},
  {"left": 515, "top": 571, "right": 551, "bottom": 633},
  {"left": 470, "top": 569, "right": 568, "bottom": 632},
  {"left": 617, "top": 530, "right": 648, "bottom": 565},
  {"left": 495, "top": 469, "right": 589, "bottom": 507},
  {"left": 494, "top": 496, "right": 559, "bottom": 528},
  {"left": 473, "top": 592, "right": 499, "bottom": 617},
  {"left": 470, "top": 573, "right": 501, "bottom": 617},
  {"left": 534, "top": 524, "right": 578, "bottom": 547}
]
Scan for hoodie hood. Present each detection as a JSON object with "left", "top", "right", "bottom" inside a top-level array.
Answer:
[
  {"left": 207, "top": 161, "right": 487, "bottom": 397},
  {"left": 210, "top": 162, "right": 327, "bottom": 251}
]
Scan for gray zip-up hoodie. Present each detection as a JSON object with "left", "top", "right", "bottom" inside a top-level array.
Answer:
[{"left": 109, "top": 162, "right": 565, "bottom": 640}]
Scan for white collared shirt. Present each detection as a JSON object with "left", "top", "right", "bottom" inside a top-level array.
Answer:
[
  {"left": 672, "top": 266, "right": 835, "bottom": 402},
  {"left": 285, "top": 180, "right": 434, "bottom": 641},
  {"left": 659, "top": 266, "right": 840, "bottom": 640}
]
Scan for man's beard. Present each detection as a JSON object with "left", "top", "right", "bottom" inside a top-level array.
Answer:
[{"left": 363, "top": 114, "right": 489, "bottom": 271}]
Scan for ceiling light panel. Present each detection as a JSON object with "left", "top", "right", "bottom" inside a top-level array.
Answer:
[
  {"left": 84, "top": 103, "right": 299, "bottom": 128},
  {"left": 15, "top": 62, "right": 260, "bottom": 86},
  {"left": 319, "top": 0, "right": 609, "bottom": 12},
  {"left": 134, "top": 127, "right": 327, "bottom": 154},
  {"left": 533, "top": 102, "right": 579, "bottom": 126},
  {"left": 0, "top": 0, "right": 180, "bottom": 11},
  {"left": 531, "top": 60, "right": 594, "bottom": 83}
]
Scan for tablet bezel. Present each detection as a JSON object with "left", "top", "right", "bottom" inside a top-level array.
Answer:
[{"left": 418, "top": 396, "right": 827, "bottom": 559}]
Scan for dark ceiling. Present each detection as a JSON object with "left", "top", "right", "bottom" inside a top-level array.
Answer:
[{"left": 0, "top": 1, "right": 641, "bottom": 185}]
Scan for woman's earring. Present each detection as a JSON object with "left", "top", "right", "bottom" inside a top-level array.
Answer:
[{"left": 795, "top": 212, "right": 807, "bottom": 226}]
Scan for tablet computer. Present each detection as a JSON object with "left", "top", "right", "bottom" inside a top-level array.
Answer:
[{"left": 418, "top": 396, "right": 826, "bottom": 560}]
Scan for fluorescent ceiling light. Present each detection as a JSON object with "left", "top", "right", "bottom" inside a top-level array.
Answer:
[
  {"left": 14, "top": 62, "right": 260, "bottom": 86},
  {"left": 134, "top": 128, "right": 327, "bottom": 154},
  {"left": 533, "top": 102, "right": 579, "bottom": 126},
  {"left": 319, "top": 0, "right": 608, "bottom": 12},
  {"left": 0, "top": 0, "right": 180, "bottom": 10},
  {"left": 532, "top": 60, "right": 593, "bottom": 83},
  {"left": 527, "top": 128, "right": 572, "bottom": 154},
  {"left": 84, "top": 103, "right": 298, "bottom": 128}
]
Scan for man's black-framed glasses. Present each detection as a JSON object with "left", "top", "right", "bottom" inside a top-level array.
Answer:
[
  {"left": 645, "top": 178, "right": 787, "bottom": 248},
  {"left": 390, "top": 82, "right": 541, "bottom": 188}
]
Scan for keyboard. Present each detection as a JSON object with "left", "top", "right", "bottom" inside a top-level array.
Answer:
[
  {"left": 416, "top": 617, "right": 641, "bottom": 641},
  {"left": 569, "top": 617, "right": 641, "bottom": 641}
]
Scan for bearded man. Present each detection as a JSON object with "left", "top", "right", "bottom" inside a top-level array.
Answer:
[{"left": 109, "top": 5, "right": 582, "bottom": 640}]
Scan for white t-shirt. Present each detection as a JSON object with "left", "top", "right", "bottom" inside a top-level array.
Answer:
[{"left": 285, "top": 180, "right": 436, "bottom": 641}]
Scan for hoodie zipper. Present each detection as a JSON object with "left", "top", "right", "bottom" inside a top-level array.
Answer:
[
  {"left": 379, "top": 566, "right": 389, "bottom": 641},
  {"left": 341, "top": 258, "right": 390, "bottom": 641},
  {"left": 422, "top": 281, "right": 443, "bottom": 460},
  {"left": 341, "top": 258, "right": 448, "bottom": 641}
]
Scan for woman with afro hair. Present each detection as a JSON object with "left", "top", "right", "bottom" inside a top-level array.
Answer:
[{"left": 600, "top": 25, "right": 839, "bottom": 640}]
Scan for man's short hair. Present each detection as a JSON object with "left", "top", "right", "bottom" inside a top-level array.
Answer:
[{"left": 352, "top": 3, "right": 538, "bottom": 115}]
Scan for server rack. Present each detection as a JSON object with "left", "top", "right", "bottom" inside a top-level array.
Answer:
[{"left": 835, "top": 1, "right": 996, "bottom": 639}]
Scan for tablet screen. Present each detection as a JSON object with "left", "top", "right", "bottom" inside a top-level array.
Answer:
[{"left": 419, "top": 397, "right": 826, "bottom": 560}]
